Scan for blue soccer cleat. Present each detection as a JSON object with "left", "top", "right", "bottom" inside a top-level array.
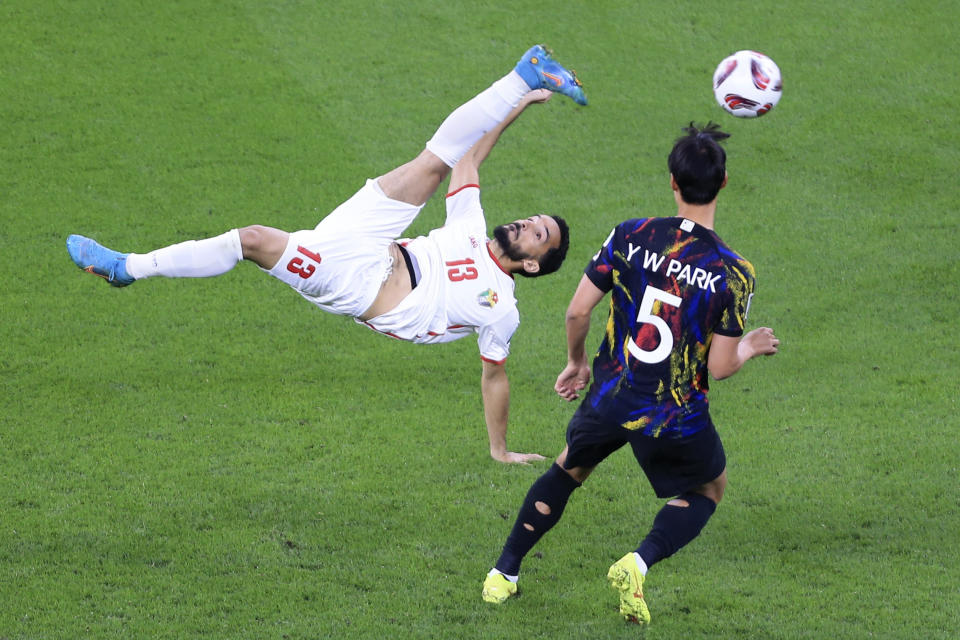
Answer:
[
  {"left": 515, "top": 45, "right": 587, "bottom": 105},
  {"left": 66, "top": 234, "right": 134, "bottom": 287}
]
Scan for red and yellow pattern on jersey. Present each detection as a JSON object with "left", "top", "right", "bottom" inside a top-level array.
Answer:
[{"left": 583, "top": 217, "right": 755, "bottom": 437}]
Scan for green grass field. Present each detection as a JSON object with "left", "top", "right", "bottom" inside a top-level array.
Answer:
[{"left": 3, "top": 1, "right": 958, "bottom": 638}]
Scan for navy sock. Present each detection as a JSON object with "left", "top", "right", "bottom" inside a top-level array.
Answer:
[
  {"left": 636, "top": 492, "right": 717, "bottom": 569},
  {"left": 494, "top": 463, "right": 582, "bottom": 576}
]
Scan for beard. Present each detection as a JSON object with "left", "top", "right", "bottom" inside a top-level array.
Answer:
[{"left": 493, "top": 223, "right": 531, "bottom": 262}]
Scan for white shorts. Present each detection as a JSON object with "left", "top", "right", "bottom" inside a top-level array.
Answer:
[{"left": 266, "top": 178, "right": 424, "bottom": 317}]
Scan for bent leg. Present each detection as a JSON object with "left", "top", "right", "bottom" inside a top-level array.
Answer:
[
  {"left": 378, "top": 68, "right": 533, "bottom": 206},
  {"left": 377, "top": 150, "right": 451, "bottom": 208},
  {"left": 635, "top": 469, "right": 726, "bottom": 571},
  {"left": 122, "top": 225, "right": 291, "bottom": 280},
  {"left": 555, "top": 444, "right": 596, "bottom": 484},
  {"left": 493, "top": 453, "right": 585, "bottom": 576},
  {"left": 125, "top": 229, "right": 245, "bottom": 280},
  {"left": 238, "top": 225, "right": 289, "bottom": 270},
  {"left": 689, "top": 468, "right": 727, "bottom": 505}
]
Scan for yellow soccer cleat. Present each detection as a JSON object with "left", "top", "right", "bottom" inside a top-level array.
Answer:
[
  {"left": 481, "top": 571, "right": 518, "bottom": 604},
  {"left": 607, "top": 553, "right": 651, "bottom": 625}
]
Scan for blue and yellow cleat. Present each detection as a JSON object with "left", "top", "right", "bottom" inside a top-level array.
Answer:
[
  {"left": 515, "top": 44, "right": 587, "bottom": 105},
  {"left": 481, "top": 571, "right": 518, "bottom": 604},
  {"left": 66, "top": 234, "right": 134, "bottom": 287},
  {"left": 607, "top": 553, "right": 651, "bottom": 625}
]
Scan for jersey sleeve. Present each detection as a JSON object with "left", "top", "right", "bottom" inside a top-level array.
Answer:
[
  {"left": 583, "top": 225, "right": 621, "bottom": 292},
  {"left": 444, "top": 184, "right": 485, "bottom": 229},
  {"left": 714, "top": 258, "right": 756, "bottom": 337},
  {"left": 477, "top": 306, "right": 519, "bottom": 364}
]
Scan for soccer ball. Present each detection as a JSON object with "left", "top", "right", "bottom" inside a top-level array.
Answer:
[{"left": 712, "top": 50, "right": 782, "bottom": 118}]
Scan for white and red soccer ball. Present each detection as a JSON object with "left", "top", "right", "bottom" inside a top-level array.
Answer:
[{"left": 713, "top": 50, "right": 782, "bottom": 118}]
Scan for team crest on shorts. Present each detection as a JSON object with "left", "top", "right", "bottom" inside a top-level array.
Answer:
[{"left": 477, "top": 288, "right": 499, "bottom": 309}]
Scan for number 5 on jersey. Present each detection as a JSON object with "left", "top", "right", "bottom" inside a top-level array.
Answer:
[{"left": 627, "top": 286, "right": 683, "bottom": 364}]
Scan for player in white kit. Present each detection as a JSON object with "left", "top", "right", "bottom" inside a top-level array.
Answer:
[{"left": 66, "top": 45, "right": 586, "bottom": 464}]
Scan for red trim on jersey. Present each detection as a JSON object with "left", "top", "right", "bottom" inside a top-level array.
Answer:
[
  {"left": 487, "top": 242, "right": 514, "bottom": 278},
  {"left": 446, "top": 183, "right": 480, "bottom": 198},
  {"left": 360, "top": 321, "right": 404, "bottom": 340},
  {"left": 365, "top": 318, "right": 505, "bottom": 363},
  {"left": 361, "top": 322, "right": 469, "bottom": 340}
]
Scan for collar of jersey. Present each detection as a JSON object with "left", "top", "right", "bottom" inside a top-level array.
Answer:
[{"left": 486, "top": 241, "right": 514, "bottom": 278}]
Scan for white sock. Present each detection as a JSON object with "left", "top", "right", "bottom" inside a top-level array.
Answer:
[
  {"left": 425, "top": 70, "right": 532, "bottom": 167},
  {"left": 125, "top": 229, "right": 243, "bottom": 279},
  {"left": 488, "top": 568, "right": 518, "bottom": 583},
  {"left": 634, "top": 552, "right": 648, "bottom": 576}
]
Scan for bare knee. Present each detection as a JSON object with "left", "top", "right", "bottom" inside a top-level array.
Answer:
[
  {"left": 700, "top": 470, "right": 728, "bottom": 504},
  {"left": 378, "top": 151, "right": 450, "bottom": 206},
  {"left": 238, "top": 225, "right": 277, "bottom": 253},
  {"left": 670, "top": 469, "right": 727, "bottom": 507},
  {"left": 554, "top": 447, "right": 593, "bottom": 484},
  {"left": 239, "top": 225, "right": 288, "bottom": 269}
]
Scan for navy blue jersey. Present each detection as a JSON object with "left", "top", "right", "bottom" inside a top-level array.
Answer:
[{"left": 583, "top": 217, "right": 755, "bottom": 437}]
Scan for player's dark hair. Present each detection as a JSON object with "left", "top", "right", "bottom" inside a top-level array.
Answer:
[
  {"left": 522, "top": 214, "right": 569, "bottom": 278},
  {"left": 668, "top": 122, "right": 730, "bottom": 205}
]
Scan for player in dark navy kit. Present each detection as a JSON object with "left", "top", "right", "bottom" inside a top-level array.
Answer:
[{"left": 482, "top": 122, "right": 780, "bottom": 624}]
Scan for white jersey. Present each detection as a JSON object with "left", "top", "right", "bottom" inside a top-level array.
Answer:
[{"left": 361, "top": 184, "right": 519, "bottom": 363}]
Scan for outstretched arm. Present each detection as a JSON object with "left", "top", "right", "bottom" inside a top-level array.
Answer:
[
  {"left": 448, "top": 89, "right": 553, "bottom": 192},
  {"left": 555, "top": 275, "right": 607, "bottom": 401},
  {"left": 481, "top": 359, "right": 546, "bottom": 464}
]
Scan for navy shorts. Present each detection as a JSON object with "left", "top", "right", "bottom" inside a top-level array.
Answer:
[{"left": 562, "top": 402, "right": 726, "bottom": 499}]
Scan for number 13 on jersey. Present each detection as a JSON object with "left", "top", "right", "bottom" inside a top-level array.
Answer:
[
  {"left": 627, "top": 286, "right": 682, "bottom": 364},
  {"left": 446, "top": 258, "right": 478, "bottom": 282}
]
